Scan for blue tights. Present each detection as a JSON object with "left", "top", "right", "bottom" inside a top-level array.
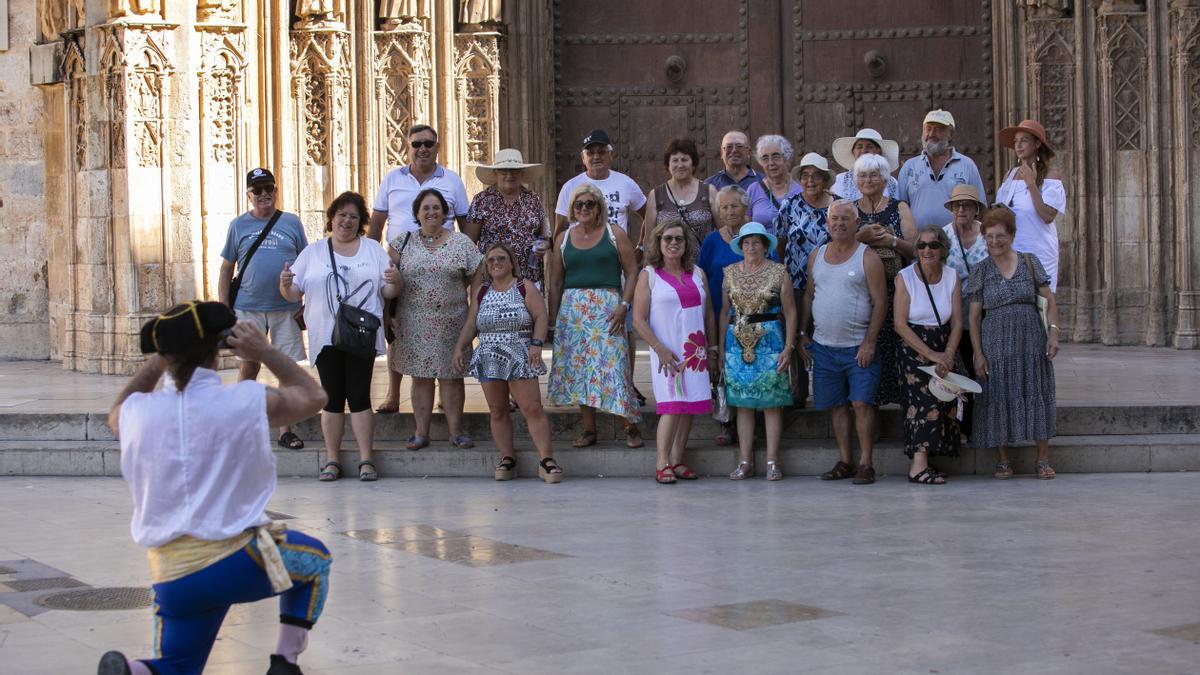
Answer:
[{"left": 139, "top": 529, "right": 331, "bottom": 675}]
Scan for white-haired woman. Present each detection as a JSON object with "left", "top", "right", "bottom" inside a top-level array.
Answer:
[
  {"left": 854, "top": 152, "right": 916, "bottom": 408},
  {"left": 830, "top": 128, "right": 900, "bottom": 201},
  {"left": 746, "top": 135, "right": 800, "bottom": 230}
]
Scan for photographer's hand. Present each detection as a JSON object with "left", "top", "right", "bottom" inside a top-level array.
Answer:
[{"left": 108, "top": 354, "right": 168, "bottom": 437}]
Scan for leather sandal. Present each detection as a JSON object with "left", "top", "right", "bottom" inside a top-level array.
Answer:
[
  {"left": 908, "top": 467, "right": 946, "bottom": 485},
  {"left": 624, "top": 424, "right": 645, "bottom": 448},
  {"left": 820, "top": 461, "right": 854, "bottom": 481},
  {"left": 358, "top": 460, "right": 378, "bottom": 482},
  {"left": 494, "top": 456, "right": 516, "bottom": 481},
  {"left": 852, "top": 464, "right": 876, "bottom": 485},
  {"left": 277, "top": 431, "right": 304, "bottom": 450},
  {"left": 538, "top": 457, "right": 563, "bottom": 484},
  {"left": 318, "top": 460, "right": 342, "bottom": 482},
  {"left": 1035, "top": 460, "right": 1056, "bottom": 480},
  {"left": 672, "top": 463, "right": 698, "bottom": 480},
  {"left": 655, "top": 465, "right": 677, "bottom": 484},
  {"left": 405, "top": 435, "right": 429, "bottom": 450},
  {"left": 572, "top": 430, "right": 597, "bottom": 448},
  {"left": 994, "top": 462, "right": 1014, "bottom": 480}
]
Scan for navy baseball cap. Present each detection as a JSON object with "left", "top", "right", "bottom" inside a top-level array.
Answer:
[
  {"left": 582, "top": 129, "right": 611, "bottom": 149},
  {"left": 246, "top": 167, "right": 275, "bottom": 187}
]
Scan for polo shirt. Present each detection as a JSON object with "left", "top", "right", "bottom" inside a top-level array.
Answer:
[
  {"left": 704, "top": 167, "right": 761, "bottom": 192},
  {"left": 372, "top": 164, "right": 470, "bottom": 235},
  {"left": 896, "top": 150, "right": 988, "bottom": 228}
]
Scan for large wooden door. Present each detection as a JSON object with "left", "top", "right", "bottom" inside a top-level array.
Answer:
[{"left": 553, "top": 1, "right": 994, "bottom": 190}]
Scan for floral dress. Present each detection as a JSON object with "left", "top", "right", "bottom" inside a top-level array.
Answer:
[
  {"left": 723, "top": 261, "right": 792, "bottom": 409},
  {"left": 645, "top": 266, "right": 712, "bottom": 415},
  {"left": 468, "top": 186, "right": 547, "bottom": 285},
  {"left": 857, "top": 199, "right": 904, "bottom": 407},
  {"left": 390, "top": 232, "right": 483, "bottom": 378},
  {"left": 776, "top": 193, "right": 830, "bottom": 293}
]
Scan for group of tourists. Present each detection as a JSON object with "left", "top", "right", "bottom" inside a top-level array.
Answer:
[{"left": 212, "top": 112, "right": 1063, "bottom": 487}]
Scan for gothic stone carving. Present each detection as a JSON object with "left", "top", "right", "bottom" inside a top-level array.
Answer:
[
  {"left": 1173, "top": 5, "right": 1200, "bottom": 147},
  {"left": 1099, "top": 14, "right": 1148, "bottom": 151},
  {"left": 460, "top": 0, "right": 502, "bottom": 26},
  {"left": 1026, "top": 19, "right": 1075, "bottom": 153},
  {"left": 198, "top": 29, "right": 246, "bottom": 165},
  {"left": 290, "top": 29, "right": 352, "bottom": 167},
  {"left": 109, "top": 0, "right": 162, "bottom": 20},
  {"left": 196, "top": 0, "right": 239, "bottom": 23},
  {"left": 380, "top": 0, "right": 429, "bottom": 30},
  {"left": 62, "top": 36, "right": 87, "bottom": 171},
  {"left": 454, "top": 33, "right": 501, "bottom": 165},
  {"left": 296, "top": 0, "right": 347, "bottom": 29},
  {"left": 374, "top": 29, "right": 433, "bottom": 167},
  {"left": 100, "top": 26, "right": 173, "bottom": 168},
  {"left": 1022, "top": 0, "right": 1073, "bottom": 18}
]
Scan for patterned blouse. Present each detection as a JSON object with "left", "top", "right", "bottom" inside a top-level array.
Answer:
[
  {"left": 775, "top": 193, "right": 830, "bottom": 293},
  {"left": 467, "top": 186, "right": 547, "bottom": 284},
  {"left": 942, "top": 222, "right": 988, "bottom": 303}
]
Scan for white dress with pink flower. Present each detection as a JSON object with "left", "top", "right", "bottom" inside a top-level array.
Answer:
[{"left": 645, "top": 266, "right": 713, "bottom": 415}]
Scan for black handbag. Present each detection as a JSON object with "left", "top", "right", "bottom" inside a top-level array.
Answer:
[{"left": 327, "top": 239, "right": 380, "bottom": 358}]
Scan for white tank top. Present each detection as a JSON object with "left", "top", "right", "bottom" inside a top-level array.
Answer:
[
  {"left": 119, "top": 369, "right": 275, "bottom": 547},
  {"left": 899, "top": 263, "right": 956, "bottom": 327},
  {"left": 812, "top": 243, "right": 872, "bottom": 348}
]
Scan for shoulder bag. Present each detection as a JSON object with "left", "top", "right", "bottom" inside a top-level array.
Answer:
[
  {"left": 383, "top": 232, "right": 412, "bottom": 344},
  {"left": 1022, "top": 253, "right": 1049, "bottom": 334},
  {"left": 227, "top": 209, "right": 284, "bottom": 309},
  {"left": 327, "top": 239, "right": 381, "bottom": 359}
]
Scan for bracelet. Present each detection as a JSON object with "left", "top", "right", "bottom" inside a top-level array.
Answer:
[
  {"left": 620, "top": 301, "right": 631, "bottom": 311},
  {"left": 1049, "top": 324, "right": 1060, "bottom": 331}
]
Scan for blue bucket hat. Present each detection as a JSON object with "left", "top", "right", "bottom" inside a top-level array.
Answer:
[{"left": 729, "top": 222, "right": 778, "bottom": 256}]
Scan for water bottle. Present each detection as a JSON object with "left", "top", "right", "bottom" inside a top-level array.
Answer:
[{"left": 529, "top": 236, "right": 548, "bottom": 274}]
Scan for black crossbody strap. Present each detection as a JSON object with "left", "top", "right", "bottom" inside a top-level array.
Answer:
[
  {"left": 327, "top": 238, "right": 374, "bottom": 308},
  {"left": 917, "top": 264, "right": 945, "bottom": 327}
]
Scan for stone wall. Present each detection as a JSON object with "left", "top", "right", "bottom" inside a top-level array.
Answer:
[{"left": 0, "top": 0, "right": 50, "bottom": 359}]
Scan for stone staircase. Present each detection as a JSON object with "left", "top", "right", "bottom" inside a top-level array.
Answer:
[{"left": 2, "top": 403, "right": 1197, "bottom": 478}]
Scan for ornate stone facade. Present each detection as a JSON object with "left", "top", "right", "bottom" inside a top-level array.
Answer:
[{"left": 2, "top": 0, "right": 1197, "bottom": 372}]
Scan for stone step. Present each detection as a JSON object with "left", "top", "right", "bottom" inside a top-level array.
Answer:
[
  {"left": 2, "top": 403, "right": 1197, "bottom": 443},
  {"left": 3, "top": 434, "right": 1197, "bottom": 478}
]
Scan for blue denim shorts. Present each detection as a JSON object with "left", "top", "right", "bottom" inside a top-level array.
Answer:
[{"left": 810, "top": 341, "right": 881, "bottom": 409}]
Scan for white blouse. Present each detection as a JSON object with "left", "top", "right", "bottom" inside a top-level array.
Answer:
[
  {"left": 899, "top": 263, "right": 957, "bottom": 327},
  {"left": 996, "top": 169, "right": 1067, "bottom": 292},
  {"left": 119, "top": 369, "right": 275, "bottom": 547}
]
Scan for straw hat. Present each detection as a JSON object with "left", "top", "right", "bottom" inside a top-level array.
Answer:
[
  {"left": 831, "top": 128, "right": 900, "bottom": 172},
  {"left": 729, "top": 222, "right": 778, "bottom": 256},
  {"left": 791, "top": 152, "right": 833, "bottom": 183},
  {"left": 942, "top": 185, "right": 987, "bottom": 213},
  {"left": 473, "top": 148, "right": 545, "bottom": 185},
  {"left": 998, "top": 120, "right": 1055, "bottom": 159},
  {"left": 918, "top": 366, "right": 982, "bottom": 403}
]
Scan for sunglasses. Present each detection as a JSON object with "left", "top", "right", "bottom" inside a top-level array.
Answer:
[
  {"left": 915, "top": 241, "right": 945, "bottom": 250},
  {"left": 950, "top": 202, "right": 977, "bottom": 211},
  {"left": 411, "top": 140, "right": 436, "bottom": 149},
  {"left": 249, "top": 185, "right": 275, "bottom": 195},
  {"left": 574, "top": 200, "right": 599, "bottom": 210},
  {"left": 660, "top": 235, "right": 686, "bottom": 244}
]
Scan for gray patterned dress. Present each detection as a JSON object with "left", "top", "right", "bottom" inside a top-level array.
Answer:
[
  {"left": 468, "top": 282, "right": 546, "bottom": 381},
  {"left": 966, "top": 254, "right": 1056, "bottom": 447}
]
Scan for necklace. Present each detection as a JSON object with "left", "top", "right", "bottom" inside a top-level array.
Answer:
[
  {"left": 860, "top": 194, "right": 885, "bottom": 214},
  {"left": 421, "top": 228, "right": 444, "bottom": 246},
  {"left": 742, "top": 258, "right": 766, "bottom": 275}
]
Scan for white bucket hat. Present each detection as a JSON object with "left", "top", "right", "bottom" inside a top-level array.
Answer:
[
  {"left": 918, "top": 366, "right": 982, "bottom": 403},
  {"left": 473, "top": 148, "right": 544, "bottom": 185},
  {"left": 792, "top": 152, "right": 833, "bottom": 183},
  {"left": 831, "top": 128, "right": 900, "bottom": 172}
]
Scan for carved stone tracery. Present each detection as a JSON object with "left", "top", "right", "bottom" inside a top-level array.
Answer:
[
  {"left": 291, "top": 29, "right": 351, "bottom": 167},
  {"left": 374, "top": 29, "right": 432, "bottom": 167},
  {"left": 1101, "top": 16, "right": 1149, "bottom": 151},
  {"left": 454, "top": 33, "right": 501, "bottom": 165}
]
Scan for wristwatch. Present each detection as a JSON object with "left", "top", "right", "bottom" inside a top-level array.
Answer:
[
  {"left": 620, "top": 301, "right": 632, "bottom": 311},
  {"left": 890, "top": 236, "right": 898, "bottom": 249},
  {"left": 530, "top": 338, "right": 545, "bottom": 347}
]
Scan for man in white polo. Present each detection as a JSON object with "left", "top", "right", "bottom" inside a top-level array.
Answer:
[
  {"left": 897, "top": 109, "right": 988, "bottom": 227},
  {"left": 367, "top": 124, "right": 470, "bottom": 414}
]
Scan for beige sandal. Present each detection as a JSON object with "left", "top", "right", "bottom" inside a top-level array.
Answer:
[
  {"left": 494, "top": 456, "right": 516, "bottom": 481},
  {"left": 538, "top": 457, "right": 563, "bottom": 484}
]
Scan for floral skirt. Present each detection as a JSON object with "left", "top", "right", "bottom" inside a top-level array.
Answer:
[
  {"left": 548, "top": 288, "right": 640, "bottom": 421},
  {"left": 724, "top": 320, "right": 792, "bottom": 410},
  {"left": 899, "top": 324, "right": 961, "bottom": 458}
]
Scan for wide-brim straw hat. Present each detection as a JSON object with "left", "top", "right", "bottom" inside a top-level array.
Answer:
[
  {"left": 998, "top": 119, "right": 1055, "bottom": 159},
  {"left": 919, "top": 366, "right": 983, "bottom": 402},
  {"left": 792, "top": 152, "right": 833, "bottom": 183},
  {"left": 943, "top": 184, "right": 987, "bottom": 213},
  {"left": 473, "top": 148, "right": 545, "bottom": 185},
  {"left": 832, "top": 128, "right": 899, "bottom": 172},
  {"left": 729, "top": 222, "right": 778, "bottom": 256}
]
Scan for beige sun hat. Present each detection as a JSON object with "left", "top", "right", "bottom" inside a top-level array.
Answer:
[
  {"left": 791, "top": 152, "right": 834, "bottom": 183},
  {"left": 831, "top": 128, "right": 900, "bottom": 172},
  {"left": 473, "top": 148, "right": 545, "bottom": 185},
  {"left": 942, "top": 185, "right": 987, "bottom": 213},
  {"left": 918, "top": 366, "right": 982, "bottom": 402}
]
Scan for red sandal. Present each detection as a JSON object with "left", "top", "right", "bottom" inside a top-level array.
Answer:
[
  {"left": 672, "top": 464, "right": 698, "bottom": 480},
  {"left": 655, "top": 465, "right": 677, "bottom": 484}
]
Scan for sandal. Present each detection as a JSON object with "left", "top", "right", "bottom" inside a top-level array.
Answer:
[
  {"left": 538, "top": 457, "right": 563, "bottom": 484},
  {"left": 766, "top": 460, "right": 784, "bottom": 481},
  {"left": 494, "top": 456, "right": 516, "bottom": 481},
  {"left": 729, "top": 460, "right": 753, "bottom": 480},
  {"left": 714, "top": 424, "right": 736, "bottom": 446},
  {"left": 633, "top": 386, "right": 647, "bottom": 407},
  {"left": 572, "top": 430, "right": 597, "bottom": 448},
  {"left": 277, "top": 431, "right": 304, "bottom": 450},
  {"left": 374, "top": 401, "right": 399, "bottom": 414},
  {"left": 672, "top": 463, "right": 698, "bottom": 480},
  {"left": 655, "top": 465, "right": 677, "bottom": 484},
  {"left": 450, "top": 434, "right": 475, "bottom": 449},
  {"left": 624, "top": 424, "right": 645, "bottom": 449},
  {"left": 852, "top": 464, "right": 876, "bottom": 485},
  {"left": 318, "top": 460, "right": 342, "bottom": 482},
  {"left": 820, "top": 461, "right": 854, "bottom": 481},
  {"left": 994, "top": 462, "right": 1014, "bottom": 480},
  {"left": 1036, "top": 460, "right": 1056, "bottom": 480},
  {"left": 358, "top": 460, "right": 378, "bottom": 482},
  {"left": 908, "top": 467, "right": 946, "bottom": 485},
  {"left": 405, "top": 435, "right": 429, "bottom": 450}
]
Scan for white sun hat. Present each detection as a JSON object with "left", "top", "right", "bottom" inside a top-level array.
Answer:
[
  {"left": 918, "top": 366, "right": 983, "bottom": 403},
  {"left": 831, "top": 128, "right": 900, "bottom": 172}
]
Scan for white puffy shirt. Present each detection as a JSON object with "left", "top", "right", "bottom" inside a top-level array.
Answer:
[{"left": 119, "top": 369, "right": 275, "bottom": 547}]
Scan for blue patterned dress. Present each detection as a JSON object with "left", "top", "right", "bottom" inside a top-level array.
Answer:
[
  {"left": 776, "top": 194, "right": 830, "bottom": 294},
  {"left": 723, "top": 261, "right": 792, "bottom": 409}
]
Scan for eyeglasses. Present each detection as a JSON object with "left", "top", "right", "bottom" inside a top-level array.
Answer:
[
  {"left": 797, "top": 171, "right": 825, "bottom": 181},
  {"left": 249, "top": 185, "right": 275, "bottom": 195},
  {"left": 411, "top": 140, "right": 436, "bottom": 149},
  {"left": 983, "top": 233, "right": 1011, "bottom": 241},
  {"left": 915, "top": 241, "right": 945, "bottom": 250},
  {"left": 574, "top": 200, "right": 599, "bottom": 210},
  {"left": 759, "top": 153, "right": 785, "bottom": 163},
  {"left": 950, "top": 202, "right": 976, "bottom": 211},
  {"left": 660, "top": 235, "right": 686, "bottom": 244}
]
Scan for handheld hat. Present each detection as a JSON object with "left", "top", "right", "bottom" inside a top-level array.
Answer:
[
  {"left": 923, "top": 109, "right": 956, "bottom": 129},
  {"left": 729, "top": 222, "right": 778, "bottom": 257},
  {"left": 473, "top": 148, "right": 545, "bottom": 185},
  {"left": 792, "top": 152, "right": 834, "bottom": 183},
  {"left": 918, "top": 366, "right": 982, "bottom": 403},
  {"left": 139, "top": 301, "right": 237, "bottom": 355},
  {"left": 831, "top": 128, "right": 900, "bottom": 172},
  {"left": 998, "top": 119, "right": 1055, "bottom": 159},
  {"left": 943, "top": 184, "right": 988, "bottom": 214}
]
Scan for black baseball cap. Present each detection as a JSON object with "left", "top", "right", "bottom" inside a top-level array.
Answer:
[
  {"left": 246, "top": 167, "right": 275, "bottom": 187},
  {"left": 582, "top": 129, "right": 611, "bottom": 149}
]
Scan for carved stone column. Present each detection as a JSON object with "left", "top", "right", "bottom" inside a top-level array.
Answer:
[
  {"left": 290, "top": 17, "right": 353, "bottom": 230},
  {"left": 372, "top": 19, "right": 433, "bottom": 178},
  {"left": 1169, "top": 0, "right": 1200, "bottom": 347},
  {"left": 498, "top": 1, "right": 553, "bottom": 200},
  {"left": 196, "top": 2, "right": 247, "bottom": 301},
  {"left": 453, "top": 28, "right": 502, "bottom": 194}
]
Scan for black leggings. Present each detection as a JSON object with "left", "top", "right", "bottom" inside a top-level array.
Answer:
[{"left": 314, "top": 346, "right": 375, "bottom": 413}]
